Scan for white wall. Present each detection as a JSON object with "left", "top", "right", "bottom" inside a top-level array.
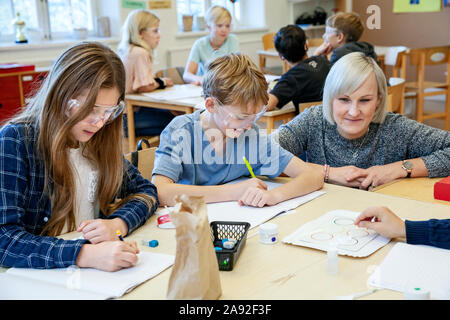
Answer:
[{"left": 0, "top": 0, "right": 299, "bottom": 71}]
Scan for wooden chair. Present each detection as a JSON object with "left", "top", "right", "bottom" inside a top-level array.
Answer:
[
  {"left": 124, "top": 139, "right": 157, "bottom": 181},
  {"left": 307, "top": 38, "right": 324, "bottom": 47},
  {"left": 395, "top": 46, "right": 450, "bottom": 129},
  {"left": 155, "top": 67, "right": 185, "bottom": 84},
  {"left": 259, "top": 32, "right": 288, "bottom": 75},
  {"left": 387, "top": 77, "right": 405, "bottom": 114}
]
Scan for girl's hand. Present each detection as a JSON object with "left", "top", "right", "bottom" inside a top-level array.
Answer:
[
  {"left": 76, "top": 241, "right": 140, "bottom": 272},
  {"left": 162, "top": 77, "right": 174, "bottom": 87},
  {"left": 77, "top": 218, "right": 128, "bottom": 244}
]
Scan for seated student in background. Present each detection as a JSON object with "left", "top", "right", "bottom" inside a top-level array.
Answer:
[
  {"left": 152, "top": 54, "right": 323, "bottom": 207},
  {"left": 0, "top": 42, "right": 158, "bottom": 270},
  {"left": 275, "top": 52, "right": 450, "bottom": 190},
  {"left": 266, "top": 25, "right": 331, "bottom": 114},
  {"left": 118, "top": 9, "right": 175, "bottom": 137},
  {"left": 355, "top": 207, "right": 450, "bottom": 250},
  {"left": 183, "top": 6, "right": 240, "bottom": 85},
  {"left": 314, "top": 12, "right": 378, "bottom": 64}
]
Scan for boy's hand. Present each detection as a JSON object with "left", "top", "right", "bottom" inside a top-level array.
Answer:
[
  {"left": 355, "top": 206, "right": 406, "bottom": 239},
  {"left": 77, "top": 218, "right": 128, "bottom": 244},
  {"left": 238, "top": 187, "right": 278, "bottom": 207},
  {"left": 313, "top": 42, "right": 332, "bottom": 56}
]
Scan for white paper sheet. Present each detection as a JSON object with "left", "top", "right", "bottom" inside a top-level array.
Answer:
[
  {"left": 1, "top": 251, "right": 174, "bottom": 299},
  {"left": 368, "top": 242, "right": 450, "bottom": 299},
  {"left": 207, "top": 180, "right": 325, "bottom": 229},
  {"left": 142, "top": 84, "right": 203, "bottom": 100},
  {"left": 282, "top": 210, "right": 391, "bottom": 257}
]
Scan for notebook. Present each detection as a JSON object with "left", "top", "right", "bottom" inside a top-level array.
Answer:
[
  {"left": 207, "top": 179, "right": 326, "bottom": 229},
  {"left": 368, "top": 242, "right": 450, "bottom": 299},
  {"left": 0, "top": 251, "right": 174, "bottom": 300}
]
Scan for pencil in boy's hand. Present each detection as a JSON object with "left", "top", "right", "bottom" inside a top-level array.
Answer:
[
  {"left": 243, "top": 156, "right": 256, "bottom": 179},
  {"left": 116, "top": 229, "right": 124, "bottom": 241}
]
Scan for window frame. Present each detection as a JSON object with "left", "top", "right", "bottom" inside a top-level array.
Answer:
[
  {"left": 176, "top": 0, "right": 265, "bottom": 34},
  {"left": 1, "top": 0, "right": 97, "bottom": 42}
]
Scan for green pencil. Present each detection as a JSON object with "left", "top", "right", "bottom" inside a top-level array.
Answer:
[{"left": 243, "top": 156, "right": 256, "bottom": 178}]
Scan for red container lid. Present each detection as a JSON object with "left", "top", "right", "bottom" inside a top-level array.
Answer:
[{"left": 0, "top": 63, "right": 35, "bottom": 74}]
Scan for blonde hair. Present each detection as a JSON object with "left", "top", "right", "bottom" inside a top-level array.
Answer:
[
  {"left": 118, "top": 9, "right": 160, "bottom": 61},
  {"left": 205, "top": 5, "right": 232, "bottom": 26},
  {"left": 202, "top": 53, "right": 268, "bottom": 108},
  {"left": 326, "top": 12, "right": 364, "bottom": 42},
  {"left": 322, "top": 52, "right": 388, "bottom": 125},
  {"left": 5, "top": 42, "right": 155, "bottom": 236}
]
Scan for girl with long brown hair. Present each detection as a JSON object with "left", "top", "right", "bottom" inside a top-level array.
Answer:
[{"left": 0, "top": 42, "right": 158, "bottom": 271}]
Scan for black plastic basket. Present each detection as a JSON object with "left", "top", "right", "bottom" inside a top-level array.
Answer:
[{"left": 210, "top": 221, "right": 250, "bottom": 271}]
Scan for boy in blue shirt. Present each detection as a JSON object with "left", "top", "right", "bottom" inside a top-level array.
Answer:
[{"left": 152, "top": 53, "right": 323, "bottom": 207}]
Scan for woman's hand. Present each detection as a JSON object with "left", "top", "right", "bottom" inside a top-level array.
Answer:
[
  {"left": 76, "top": 241, "right": 139, "bottom": 272},
  {"left": 77, "top": 218, "right": 128, "bottom": 244},
  {"left": 328, "top": 166, "right": 366, "bottom": 187},
  {"left": 345, "top": 162, "right": 406, "bottom": 190}
]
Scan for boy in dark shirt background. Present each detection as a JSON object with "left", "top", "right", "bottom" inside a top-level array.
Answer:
[{"left": 267, "top": 25, "right": 331, "bottom": 114}]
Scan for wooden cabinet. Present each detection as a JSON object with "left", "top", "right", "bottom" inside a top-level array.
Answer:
[{"left": 0, "top": 70, "right": 48, "bottom": 123}]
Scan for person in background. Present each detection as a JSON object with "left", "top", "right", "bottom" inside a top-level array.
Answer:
[
  {"left": 0, "top": 42, "right": 158, "bottom": 270},
  {"left": 266, "top": 24, "right": 331, "bottom": 114},
  {"left": 118, "top": 9, "right": 175, "bottom": 137},
  {"left": 153, "top": 53, "right": 323, "bottom": 207},
  {"left": 276, "top": 52, "right": 450, "bottom": 190},
  {"left": 314, "top": 12, "right": 378, "bottom": 64},
  {"left": 183, "top": 5, "right": 240, "bottom": 85},
  {"left": 355, "top": 207, "right": 450, "bottom": 250}
]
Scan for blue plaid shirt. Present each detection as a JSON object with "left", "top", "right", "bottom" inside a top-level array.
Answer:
[{"left": 0, "top": 123, "right": 159, "bottom": 269}]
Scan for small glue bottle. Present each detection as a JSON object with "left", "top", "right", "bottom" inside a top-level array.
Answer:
[{"left": 327, "top": 243, "right": 339, "bottom": 275}]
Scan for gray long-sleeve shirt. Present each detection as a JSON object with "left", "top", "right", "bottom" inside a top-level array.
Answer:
[{"left": 276, "top": 106, "right": 450, "bottom": 177}]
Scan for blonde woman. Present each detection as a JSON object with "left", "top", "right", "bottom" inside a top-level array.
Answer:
[
  {"left": 183, "top": 6, "right": 240, "bottom": 85},
  {"left": 0, "top": 42, "right": 158, "bottom": 271},
  {"left": 118, "top": 9, "right": 175, "bottom": 137},
  {"left": 276, "top": 52, "right": 450, "bottom": 189}
]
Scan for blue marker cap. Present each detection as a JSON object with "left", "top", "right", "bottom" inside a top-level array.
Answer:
[
  {"left": 142, "top": 239, "right": 159, "bottom": 247},
  {"left": 214, "top": 246, "right": 223, "bottom": 251}
]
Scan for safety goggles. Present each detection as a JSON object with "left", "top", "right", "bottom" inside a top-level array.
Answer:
[
  {"left": 214, "top": 99, "right": 267, "bottom": 129},
  {"left": 66, "top": 99, "right": 125, "bottom": 125}
]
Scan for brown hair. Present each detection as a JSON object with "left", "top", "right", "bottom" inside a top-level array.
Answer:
[
  {"left": 326, "top": 12, "right": 364, "bottom": 42},
  {"left": 202, "top": 53, "right": 268, "bottom": 109},
  {"left": 6, "top": 42, "right": 155, "bottom": 236}
]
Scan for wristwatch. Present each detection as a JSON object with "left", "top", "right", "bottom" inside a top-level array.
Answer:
[{"left": 402, "top": 160, "right": 413, "bottom": 178}]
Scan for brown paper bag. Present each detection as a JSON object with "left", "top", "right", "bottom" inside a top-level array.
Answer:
[{"left": 167, "top": 195, "right": 222, "bottom": 300}]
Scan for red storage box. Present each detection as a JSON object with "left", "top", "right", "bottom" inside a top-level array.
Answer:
[
  {"left": 434, "top": 176, "right": 450, "bottom": 202},
  {"left": 0, "top": 63, "right": 35, "bottom": 74}
]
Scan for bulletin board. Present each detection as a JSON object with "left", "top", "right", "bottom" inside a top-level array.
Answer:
[{"left": 393, "top": 0, "right": 441, "bottom": 12}]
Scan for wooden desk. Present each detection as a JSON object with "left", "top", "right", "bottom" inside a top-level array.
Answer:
[
  {"left": 121, "top": 183, "right": 449, "bottom": 299},
  {"left": 373, "top": 177, "right": 449, "bottom": 206},
  {"left": 125, "top": 86, "right": 297, "bottom": 151},
  {"left": 2, "top": 182, "right": 449, "bottom": 299}
]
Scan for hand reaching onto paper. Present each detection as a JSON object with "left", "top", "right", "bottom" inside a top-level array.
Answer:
[{"left": 355, "top": 206, "right": 406, "bottom": 239}]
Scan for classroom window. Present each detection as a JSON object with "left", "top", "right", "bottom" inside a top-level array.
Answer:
[
  {"left": 176, "top": 0, "right": 264, "bottom": 32},
  {"left": 0, "top": 0, "right": 95, "bottom": 42}
]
